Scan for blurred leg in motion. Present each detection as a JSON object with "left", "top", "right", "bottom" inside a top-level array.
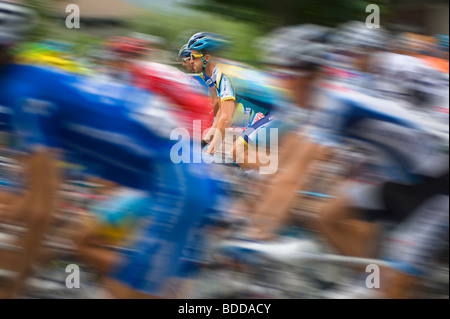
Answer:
[
  {"left": 318, "top": 194, "right": 380, "bottom": 259},
  {"left": 1, "top": 150, "right": 60, "bottom": 298},
  {"left": 380, "top": 192, "right": 449, "bottom": 298}
]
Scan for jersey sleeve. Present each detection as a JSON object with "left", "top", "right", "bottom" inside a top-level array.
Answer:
[{"left": 218, "top": 75, "right": 236, "bottom": 102}]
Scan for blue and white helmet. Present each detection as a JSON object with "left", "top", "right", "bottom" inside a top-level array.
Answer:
[
  {"left": 0, "top": 1, "right": 37, "bottom": 46},
  {"left": 258, "top": 24, "right": 331, "bottom": 68},
  {"left": 187, "top": 32, "right": 229, "bottom": 53},
  {"left": 178, "top": 44, "right": 190, "bottom": 59}
]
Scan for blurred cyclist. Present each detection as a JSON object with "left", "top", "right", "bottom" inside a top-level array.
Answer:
[
  {"left": 244, "top": 21, "right": 449, "bottom": 299},
  {"left": 100, "top": 36, "right": 152, "bottom": 82},
  {"left": 178, "top": 44, "right": 194, "bottom": 73},
  {"left": 257, "top": 24, "right": 332, "bottom": 154},
  {"left": 100, "top": 37, "right": 215, "bottom": 142},
  {"left": 240, "top": 24, "right": 335, "bottom": 235},
  {"left": 225, "top": 24, "right": 333, "bottom": 219},
  {"left": 0, "top": 0, "right": 219, "bottom": 299},
  {"left": 177, "top": 43, "right": 210, "bottom": 95},
  {"left": 370, "top": 32, "right": 449, "bottom": 136},
  {"left": 0, "top": 0, "right": 57, "bottom": 298}
]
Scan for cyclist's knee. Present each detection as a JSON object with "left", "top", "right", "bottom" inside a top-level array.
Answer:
[{"left": 318, "top": 196, "right": 352, "bottom": 225}]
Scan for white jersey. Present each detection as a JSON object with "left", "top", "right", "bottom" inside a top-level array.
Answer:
[
  {"left": 370, "top": 52, "right": 449, "bottom": 137},
  {"left": 371, "top": 53, "right": 435, "bottom": 96},
  {"left": 315, "top": 55, "right": 449, "bottom": 279},
  {"left": 308, "top": 85, "right": 448, "bottom": 184},
  {"left": 371, "top": 52, "right": 448, "bottom": 120}
]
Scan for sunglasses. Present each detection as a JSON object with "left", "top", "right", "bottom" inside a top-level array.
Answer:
[
  {"left": 190, "top": 53, "right": 203, "bottom": 60},
  {"left": 182, "top": 57, "right": 190, "bottom": 63}
]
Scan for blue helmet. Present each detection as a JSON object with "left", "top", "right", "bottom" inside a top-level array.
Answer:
[
  {"left": 178, "top": 44, "right": 191, "bottom": 58},
  {"left": 187, "top": 32, "right": 229, "bottom": 53}
]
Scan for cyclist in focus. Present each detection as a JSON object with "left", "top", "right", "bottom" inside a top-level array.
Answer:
[{"left": 188, "top": 32, "right": 285, "bottom": 173}]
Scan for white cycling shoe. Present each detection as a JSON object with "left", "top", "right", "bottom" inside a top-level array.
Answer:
[{"left": 219, "top": 237, "right": 322, "bottom": 264}]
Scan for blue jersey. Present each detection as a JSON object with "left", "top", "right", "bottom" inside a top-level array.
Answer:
[
  {"left": 0, "top": 64, "right": 191, "bottom": 191},
  {"left": 0, "top": 63, "right": 223, "bottom": 296}
]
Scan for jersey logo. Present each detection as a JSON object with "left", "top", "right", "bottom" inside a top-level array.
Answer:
[
  {"left": 22, "top": 98, "right": 57, "bottom": 117},
  {"left": 202, "top": 73, "right": 215, "bottom": 88},
  {"left": 0, "top": 105, "right": 11, "bottom": 114},
  {"left": 66, "top": 122, "right": 152, "bottom": 156},
  {"left": 221, "top": 77, "right": 228, "bottom": 92},
  {"left": 205, "top": 78, "right": 214, "bottom": 87}
]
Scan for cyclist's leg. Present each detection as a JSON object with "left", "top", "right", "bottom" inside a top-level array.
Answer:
[
  {"left": 246, "top": 136, "right": 327, "bottom": 240},
  {"left": 0, "top": 191, "right": 24, "bottom": 225},
  {"left": 1, "top": 150, "right": 60, "bottom": 298},
  {"left": 318, "top": 182, "right": 382, "bottom": 258},
  {"left": 320, "top": 170, "right": 449, "bottom": 285},
  {"left": 380, "top": 191, "right": 449, "bottom": 298},
  {"left": 0, "top": 148, "right": 30, "bottom": 227},
  {"left": 231, "top": 115, "right": 278, "bottom": 172}
]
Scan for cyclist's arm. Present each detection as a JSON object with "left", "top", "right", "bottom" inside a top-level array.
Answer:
[
  {"left": 206, "top": 99, "right": 235, "bottom": 154},
  {"left": 205, "top": 74, "right": 236, "bottom": 153},
  {"left": 210, "top": 87, "right": 220, "bottom": 117},
  {"left": 203, "top": 88, "right": 221, "bottom": 144}
]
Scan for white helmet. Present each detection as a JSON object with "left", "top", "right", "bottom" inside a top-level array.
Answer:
[
  {"left": 258, "top": 24, "right": 331, "bottom": 69},
  {"left": 328, "top": 21, "right": 389, "bottom": 52}
]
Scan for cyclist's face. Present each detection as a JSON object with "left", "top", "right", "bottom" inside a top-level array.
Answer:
[
  {"left": 182, "top": 58, "right": 193, "bottom": 72},
  {"left": 190, "top": 50, "right": 205, "bottom": 73}
]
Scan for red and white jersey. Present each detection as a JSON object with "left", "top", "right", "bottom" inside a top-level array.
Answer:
[{"left": 129, "top": 61, "right": 214, "bottom": 138}]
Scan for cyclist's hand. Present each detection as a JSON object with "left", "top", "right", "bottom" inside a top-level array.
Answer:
[
  {"left": 245, "top": 225, "right": 277, "bottom": 241},
  {"left": 202, "top": 127, "right": 214, "bottom": 144},
  {"left": 206, "top": 136, "right": 220, "bottom": 154}
]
